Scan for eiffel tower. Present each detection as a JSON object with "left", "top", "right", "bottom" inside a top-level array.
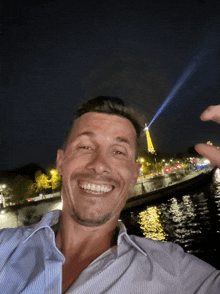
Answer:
[{"left": 145, "top": 123, "right": 156, "bottom": 154}]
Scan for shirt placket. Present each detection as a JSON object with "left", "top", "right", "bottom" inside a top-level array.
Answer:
[{"left": 45, "top": 259, "right": 63, "bottom": 294}]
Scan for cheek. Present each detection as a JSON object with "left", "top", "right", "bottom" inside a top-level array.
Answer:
[
  {"left": 63, "top": 152, "right": 90, "bottom": 169},
  {"left": 60, "top": 160, "right": 81, "bottom": 181},
  {"left": 118, "top": 163, "right": 136, "bottom": 185}
]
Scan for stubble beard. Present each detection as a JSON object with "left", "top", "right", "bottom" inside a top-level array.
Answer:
[
  {"left": 70, "top": 204, "right": 112, "bottom": 227},
  {"left": 67, "top": 172, "right": 121, "bottom": 227}
]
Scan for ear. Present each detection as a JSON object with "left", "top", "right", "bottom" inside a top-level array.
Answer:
[
  {"left": 132, "top": 161, "right": 142, "bottom": 185},
  {"left": 56, "top": 149, "right": 64, "bottom": 176}
]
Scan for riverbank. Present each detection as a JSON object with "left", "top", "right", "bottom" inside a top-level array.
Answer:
[{"left": 124, "top": 168, "right": 215, "bottom": 210}]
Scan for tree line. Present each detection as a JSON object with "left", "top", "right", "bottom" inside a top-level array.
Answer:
[{"left": 1, "top": 169, "right": 61, "bottom": 205}]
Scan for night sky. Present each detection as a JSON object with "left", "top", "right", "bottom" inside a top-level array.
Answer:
[{"left": 1, "top": 0, "right": 220, "bottom": 171}]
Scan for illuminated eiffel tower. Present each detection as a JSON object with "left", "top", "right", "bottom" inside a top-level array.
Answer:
[{"left": 145, "top": 123, "right": 156, "bottom": 154}]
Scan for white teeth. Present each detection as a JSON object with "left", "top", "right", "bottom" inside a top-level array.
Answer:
[{"left": 80, "top": 183, "right": 112, "bottom": 193}]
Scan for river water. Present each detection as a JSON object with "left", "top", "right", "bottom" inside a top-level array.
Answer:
[{"left": 120, "top": 168, "right": 220, "bottom": 269}]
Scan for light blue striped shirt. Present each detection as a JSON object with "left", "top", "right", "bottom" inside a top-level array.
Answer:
[{"left": 0, "top": 209, "right": 219, "bottom": 293}]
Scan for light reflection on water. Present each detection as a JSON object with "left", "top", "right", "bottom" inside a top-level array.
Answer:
[
  {"left": 121, "top": 169, "right": 220, "bottom": 269},
  {"left": 138, "top": 207, "right": 167, "bottom": 241}
]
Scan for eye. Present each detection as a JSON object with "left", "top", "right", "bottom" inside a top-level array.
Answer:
[
  {"left": 115, "top": 151, "right": 123, "bottom": 154},
  {"left": 79, "top": 146, "right": 92, "bottom": 150},
  {"left": 114, "top": 150, "right": 125, "bottom": 156}
]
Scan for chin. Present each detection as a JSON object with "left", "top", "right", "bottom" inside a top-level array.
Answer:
[{"left": 73, "top": 210, "right": 112, "bottom": 227}]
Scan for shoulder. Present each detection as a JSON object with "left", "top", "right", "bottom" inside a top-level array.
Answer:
[
  {"left": 0, "top": 210, "right": 60, "bottom": 246},
  {"left": 0, "top": 226, "right": 26, "bottom": 246},
  {"left": 0, "top": 226, "right": 28, "bottom": 269},
  {"left": 129, "top": 234, "right": 183, "bottom": 255},
  {"left": 128, "top": 235, "right": 220, "bottom": 292},
  {"left": 129, "top": 234, "right": 216, "bottom": 272},
  {"left": 129, "top": 235, "right": 188, "bottom": 261},
  {"left": 0, "top": 224, "right": 43, "bottom": 271}
]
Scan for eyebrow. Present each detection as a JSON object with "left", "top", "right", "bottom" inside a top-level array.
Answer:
[
  {"left": 76, "top": 132, "right": 132, "bottom": 147},
  {"left": 76, "top": 132, "right": 95, "bottom": 138},
  {"left": 115, "top": 136, "right": 131, "bottom": 146}
]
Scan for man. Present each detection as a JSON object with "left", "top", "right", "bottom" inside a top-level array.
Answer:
[{"left": 0, "top": 97, "right": 220, "bottom": 293}]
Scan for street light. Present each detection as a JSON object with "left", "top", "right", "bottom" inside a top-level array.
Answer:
[
  {"left": 50, "top": 169, "right": 57, "bottom": 196},
  {"left": 138, "top": 158, "right": 145, "bottom": 163}
]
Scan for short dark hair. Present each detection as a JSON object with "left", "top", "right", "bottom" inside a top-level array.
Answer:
[{"left": 63, "top": 96, "right": 144, "bottom": 157}]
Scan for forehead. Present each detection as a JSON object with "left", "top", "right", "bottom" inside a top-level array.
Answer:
[{"left": 68, "top": 112, "right": 137, "bottom": 143}]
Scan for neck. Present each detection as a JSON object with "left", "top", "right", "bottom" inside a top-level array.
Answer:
[{"left": 55, "top": 211, "right": 119, "bottom": 260}]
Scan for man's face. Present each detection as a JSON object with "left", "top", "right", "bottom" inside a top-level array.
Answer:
[{"left": 57, "top": 112, "right": 141, "bottom": 227}]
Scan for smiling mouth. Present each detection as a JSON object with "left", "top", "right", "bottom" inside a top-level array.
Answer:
[{"left": 78, "top": 181, "right": 114, "bottom": 194}]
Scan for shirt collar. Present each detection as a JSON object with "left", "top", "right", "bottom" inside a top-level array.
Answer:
[
  {"left": 23, "top": 209, "right": 61, "bottom": 243},
  {"left": 117, "top": 220, "right": 147, "bottom": 257},
  {"left": 23, "top": 210, "right": 147, "bottom": 256}
]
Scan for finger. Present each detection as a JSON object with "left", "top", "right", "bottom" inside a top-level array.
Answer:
[
  {"left": 195, "top": 144, "right": 220, "bottom": 167},
  {"left": 200, "top": 105, "right": 220, "bottom": 124}
]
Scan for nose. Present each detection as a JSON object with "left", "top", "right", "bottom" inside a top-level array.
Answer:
[{"left": 86, "top": 151, "right": 111, "bottom": 174}]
